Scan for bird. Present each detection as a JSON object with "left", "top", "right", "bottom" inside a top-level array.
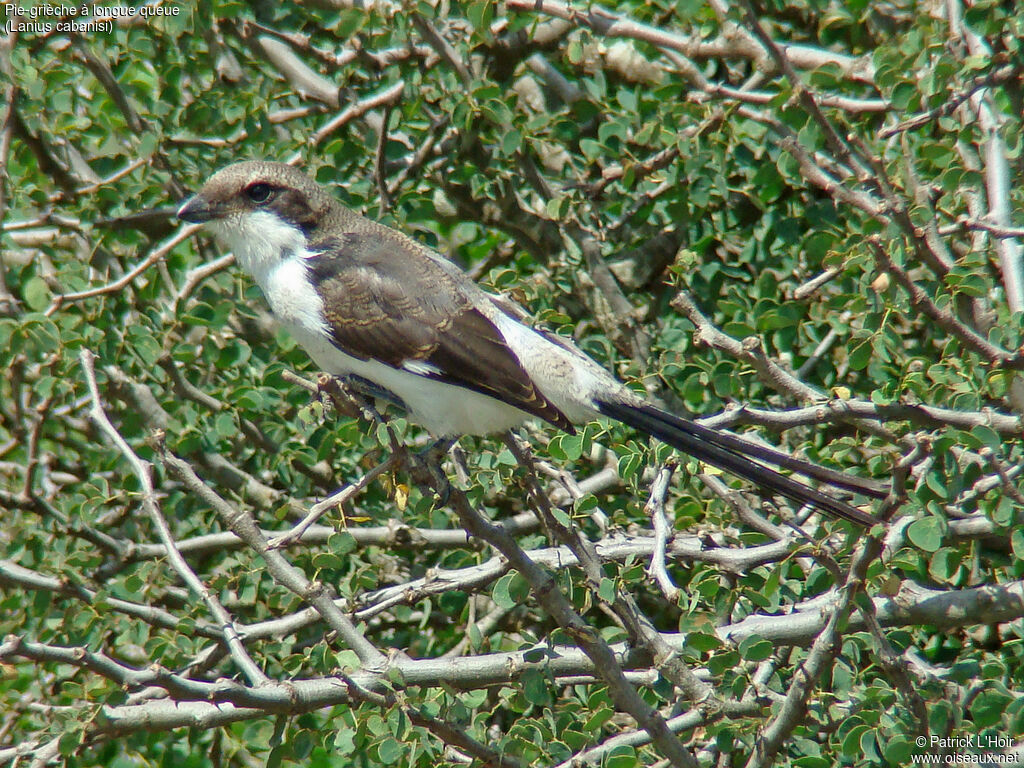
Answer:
[{"left": 177, "top": 160, "right": 887, "bottom": 527}]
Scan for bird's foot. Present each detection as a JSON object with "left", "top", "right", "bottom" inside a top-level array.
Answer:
[
  {"left": 317, "top": 374, "right": 393, "bottom": 425},
  {"left": 408, "top": 438, "right": 456, "bottom": 504}
]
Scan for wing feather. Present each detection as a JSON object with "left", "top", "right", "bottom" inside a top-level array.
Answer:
[{"left": 306, "top": 232, "right": 573, "bottom": 431}]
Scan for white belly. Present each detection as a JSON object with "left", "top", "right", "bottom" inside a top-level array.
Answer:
[{"left": 291, "top": 321, "right": 531, "bottom": 435}]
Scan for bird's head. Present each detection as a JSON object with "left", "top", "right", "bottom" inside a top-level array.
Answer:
[{"left": 178, "top": 161, "right": 334, "bottom": 278}]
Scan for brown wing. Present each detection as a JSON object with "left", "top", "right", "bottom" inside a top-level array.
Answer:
[{"left": 306, "top": 232, "right": 573, "bottom": 432}]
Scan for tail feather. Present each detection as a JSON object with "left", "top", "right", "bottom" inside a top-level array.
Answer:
[{"left": 595, "top": 398, "right": 884, "bottom": 528}]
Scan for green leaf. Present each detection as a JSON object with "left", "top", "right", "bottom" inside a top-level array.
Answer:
[
  {"left": 579, "top": 138, "right": 603, "bottom": 160},
  {"left": 466, "top": 0, "right": 494, "bottom": 32},
  {"left": 1011, "top": 528, "right": 1024, "bottom": 560},
  {"left": 840, "top": 724, "right": 869, "bottom": 759},
  {"left": 969, "top": 424, "right": 1001, "bottom": 450},
  {"left": 376, "top": 737, "right": 403, "bottom": 764},
  {"left": 583, "top": 706, "right": 614, "bottom": 732},
  {"left": 312, "top": 551, "right": 344, "bottom": 569},
  {"left": 907, "top": 517, "right": 945, "bottom": 552},
  {"left": 334, "top": 649, "right": 361, "bottom": 672},
  {"left": 605, "top": 746, "right": 638, "bottom": 768},
  {"left": 970, "top": 689, "right": 1012, "bottom": 728},
  {"left": 22, "top": 276, "right": 50, "bottom": 311},
  {"left": 492, "top": 571, "right": 530, "bottom": 610},
  {"left": 685, "top": 632, "right": 722, "bottom": 653},
  {"left": 551, "top": 506, "right": 572, "bottom": 527},
  {"left": 58, "top": 731, "right": 81, "bottom": 756},
  {"left": 848, "top": 339, "right": 873, "bottom": 371},
  {"left": 882, "top": 736, "right": 913, "bottom": 764},
  {"left": 328, "top": 532, "right": 357, "bottom": 555},
  {"left": 559, "top": 430, "right": 583, "bottom": 460},
  {"left": 793, "top": 757, "right": 829, "bottom": 768},
  {"left": 522, "top": 668, "right": 551, "bottom": 706},
  {"left": 597, "top": 577, "right": 617, "bottom": 604},
  {"left": 738, "top": 634, "right": 772, "bottom": 661},
  {"left": 333, "top": 729, "right": 357, "bottom": 755},
  {"left": 927, "top": 547, "right": 962, "bottom": 583}
]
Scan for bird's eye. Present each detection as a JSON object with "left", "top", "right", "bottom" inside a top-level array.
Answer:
[{"left": 245, "top": 183, "right": 273, "bottom": 204}]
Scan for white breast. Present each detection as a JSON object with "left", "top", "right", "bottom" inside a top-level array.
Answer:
[{"left": 262, "top": 257, "right": 332, "bottom": 340}]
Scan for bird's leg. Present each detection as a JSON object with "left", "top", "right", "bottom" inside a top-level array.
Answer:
[
  {"left": 407, "top": 437, "right": 457, "bottom": 504},
  {"left": 317, "top": 373, "right": 393, "bottom": 427},
  {"left": 310, "top": 373, "right": 418, "bottom": 518},
  {"left": 316, "top": 373, "right": 458, "bottom": 503}
]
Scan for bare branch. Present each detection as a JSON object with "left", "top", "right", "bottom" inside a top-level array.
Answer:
[
  {"left": 160, "top": 450, "right": 386, "bottom": 667},
  {"left": 644, "top": 462, "right": 679, "bottom": 601},
  {"left": 309, "top": 81, "right": 405, "bottom": 147},
  {"left": 79, "top": 349, "right": 269, "bottom": 687},
  {"left": 267, "top": 454, "right": 398, "bottom": 549},
  {"left": 45, "top": 227, "right": 193, "bottom": 315},
  {"left": 442, "top": 472, "right": 701, "bottom": 768}
]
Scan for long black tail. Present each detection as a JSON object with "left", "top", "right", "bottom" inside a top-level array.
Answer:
[{"left": 595, "top": 398, "right": 887, "bottom": 527}]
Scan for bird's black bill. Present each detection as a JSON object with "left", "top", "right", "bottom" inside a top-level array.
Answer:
[
  {"left": 595, "top": 399, "right": 884, "bottom": 527},
  {"left": 177, "top": 195, "right": 215, "bottom": 223}
]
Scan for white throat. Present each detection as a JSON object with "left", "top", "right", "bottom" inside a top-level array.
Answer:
[
  {"left": 209, "top": 208, "right": 333, "bottom": 362},
  {"left": 210, "top": 210, "right": 309, "bottom": 286}
]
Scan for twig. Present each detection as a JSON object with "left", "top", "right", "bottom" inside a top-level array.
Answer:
[
  {"left": 981, "top": 448, "right": 1024, "bottom": 506},
  {"left": 157, "top": 355, "right": 224, "bottom": 412},
  {"left": 878, "top": 62, "right": 1017, "bottom": 139},
  {"left": 735, "top": 0, "right": 873, "bottom": 185},
  {"left": 250, "top": 34, "right": 342, "bottom": 107},
  {"left": 310, "top": 81, "right": 405, "bottom": 147},
  {"left": 374, "top": 102, "right": 394, "bottom": 214},
  {"left": 506, "top": 0, "right": 872, "bottom": 82},
  {"left": 441, "top": 455, "right": 701, "bottom": 768},
  {"left": 267, "top": 455, "right": 398, "bottom": 549},
  {"left": 856, "top": 598, "right": 930, "bottom": 737},
  {"left": 46, "top": 227, "right": 194, "bottom": 315},
  {"left": 961, "top": 218, "right": 1024, "bottom": 239},
  {"left": 386, "top": 114, "right": 454, "bottom": 196},
  {"left": 170, "top": 253, "right": 234, "bottom": 315},
  {"left": 745, "top": 534, "right": 883, "bottom": 767},
  {"left": 645, "top": 462, "right": 679, "bottom": 601},
  {"left": 946, "top": 2, "right": 1024, "bottom": 313},
  {"left": 79, "top": 349, "right": 269, "bottom": 687},
  {"left": 792, "top": 267, "right": 841, "bottom": 301},
  {"left": 0, "top": 559, "right": 223, "bottom": 642},
  {"left": 713, "top": 398, "right": 1022, "bottom": 436},
  {"left": 586, "top": 144, "right": 680, "bottom": 198},
  {"left": 701, "top": 472, "right": 787, "bottom": 540},
  {"left": 48, "top": 156, "right": 148, "bottom": 203},
  {"left": 0, "top": 82, "right": 17, "bottom": 301},
  {"left": 671, "top": 289, "right": 822, "bottom": 402},
  {"left": 71, "top": 38, "right": 145, "bottom": 135},
  {"left": 551, "top": 702, "right": 760, "bottom": 768},
  {"left": 868, "top": 236, "right": 1018, "bottom": 366},
  {"left": 506, "top": 434, "right": 716, "bottom": 709},
  {"left": 526, "top": 53, "right": 583, "bottom": 104},
  {"left": 159, "top": 451, "right": 386, "bottom": 667},
  {"left": 411, "top": 13, "right": 473, "bottom": 87},
  {"left": 577, "top": 230, "right": 652, "bottom": 361},
  {"left": 794, "top": 323, "right": 843, "bottom": 379}
]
